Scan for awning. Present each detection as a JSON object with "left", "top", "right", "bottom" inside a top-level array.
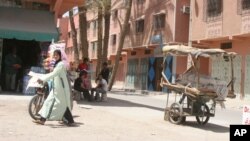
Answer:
[{"left": 0, "top": 7, "right": 58, "bottom": 41}]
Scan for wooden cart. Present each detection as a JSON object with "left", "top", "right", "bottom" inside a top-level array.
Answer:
[{"left": 160, "top": 45, "right": 237, "bottom": 125}]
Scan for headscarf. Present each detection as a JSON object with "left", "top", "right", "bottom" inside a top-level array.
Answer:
[
  {"left": 53, "top": 50, "right": 62, "bottom": 67},
  {"left": 48, "top": 42, "right": 69, "bottom": 69}
]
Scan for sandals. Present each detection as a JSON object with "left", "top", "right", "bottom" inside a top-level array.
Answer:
[{"left": 32, "top": 120, "right": 45, "bottom": 125}]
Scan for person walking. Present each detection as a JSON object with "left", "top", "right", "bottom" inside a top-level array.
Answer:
[
  {"left": 33, "top": 50, "right": 74, "bottom": 126},
  {"left": 4, "top": 46, "right": 22, "bottom": 91}
]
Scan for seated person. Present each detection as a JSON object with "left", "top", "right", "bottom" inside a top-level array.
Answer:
[
  {"left": 73, "top": 70, "right": 92, "bottom": 101},
  {"left": 91, "top": 74, "right": 108, "bottom": 101}
]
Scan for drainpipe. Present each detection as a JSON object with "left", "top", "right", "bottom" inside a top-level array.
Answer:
[{"left": 187, "top": 0, "right": 193, "bottom": 69}]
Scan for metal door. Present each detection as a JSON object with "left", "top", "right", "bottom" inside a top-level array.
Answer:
[
  {"left": 125, "top": 59, "right": 139, "bottom": 89},
  {"left": 140, "top": 58, "right": 148, "bottom": 90},
  {"left": 211, "top": 55, "right": 241, "bottom": 94},
  {"left": 244, "top": 55, "right": 250, "bottom": 96}
]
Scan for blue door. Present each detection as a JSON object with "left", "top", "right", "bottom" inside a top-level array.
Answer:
[{"left": 148, "top": 57, "right": 156, "bottom": 91}]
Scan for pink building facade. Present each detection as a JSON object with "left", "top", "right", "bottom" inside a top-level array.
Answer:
[
  {"left": 122, "top": 0, "right": 190, "bottom": 91},
  {"left": 190, "top": 0, "right": 250, "bottom": 98},
  {"left": 61, "top": 0, "right": 191, "bottom": 91}
]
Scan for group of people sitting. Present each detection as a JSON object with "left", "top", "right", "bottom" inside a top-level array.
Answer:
[
  {"left": 70, "top": 58, "right": 109, "bottom": 102},
  {"left": 73, "top": 70, "right": 108, "bottom": 102}
]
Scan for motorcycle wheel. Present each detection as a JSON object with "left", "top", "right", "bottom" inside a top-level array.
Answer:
[{"left": 28, "top": 95, "right": 43, "bottom": 120}]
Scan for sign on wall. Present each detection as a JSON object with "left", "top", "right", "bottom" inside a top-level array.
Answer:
[{"left": 242, "top": 105, "right": 250, "bottom": 125}]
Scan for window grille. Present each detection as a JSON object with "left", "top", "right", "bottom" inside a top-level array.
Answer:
[
  {"left": 203, "top": 0, "right": 223, "bottom": 22},
  {"left": 153, "top": 14, "right": 165, "bottom": 29},
  {"left": 207, "top": 0, "right": 222, "bottom": 17},
  {"left": 237, "top": 0, "right": 250, "bottom": 15}
]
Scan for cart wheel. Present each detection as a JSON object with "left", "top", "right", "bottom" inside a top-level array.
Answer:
[
  {"left": 180, "top": 116, "right": 186, "bottom": 123},
  {"left": 169, "top": 102, "right": 184, "bottom": 124},
  {"left": 195, "top": 104, "right": 210, "bottom": 125}
]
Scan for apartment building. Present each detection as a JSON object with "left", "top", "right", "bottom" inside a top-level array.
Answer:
[
  {"left": 190, "top": 0, "right": 250, "bottom": 98},
  {"left": 122, "top": 0, "right": 190, "bottom": 91},
  {"left": 62, "top": 0, "right": 190, "bottom": 91}
]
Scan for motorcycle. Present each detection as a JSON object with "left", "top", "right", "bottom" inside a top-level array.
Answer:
[
  {"left": 28, "top": 76, "right": 75, "bottom": 120},
  {"left": 28, "top": 82, "right": 50, "bottom": 120}
]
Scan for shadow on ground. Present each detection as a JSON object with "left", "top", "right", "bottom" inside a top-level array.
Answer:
[
  {"left": 181, "top": 121, "right": 229, "bottom": 133},
  {"left": 47, "top": 121, "right": 84, "bottom": 128},
  {"left": 77, "top": 98, "right": 230, "bottom": 133},
  {"left": 76, "top": 97, "right": 165, "bottom": 112}
]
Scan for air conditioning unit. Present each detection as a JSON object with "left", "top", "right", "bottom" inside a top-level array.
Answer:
[{"left": 182, "top": 5, "right": 190, "bottom": 14}]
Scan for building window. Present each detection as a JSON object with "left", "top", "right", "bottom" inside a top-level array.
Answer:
[
  {"left": 242, "top": 0, "right": 250, "bottom": 10},
  {"left": 135, "top": 19, "right": 144, "bottom": 33},
  {"left": 220, "top": 42, "right": 232, "bottom": 49},
  {"left": 91, "top": 42, "right": 96, "bottom": 51},
  {"left": 153, "top": 14, "right": 165, "bottom": 29},
  {"left": 131, "top": 51, "right": 136, "bottom": 56},
  {"left": 126, "top": 23, "right": 131, "bottom": 34},
  {"left": 203, "top": 0, "right": 223, "bottom": 22},
  {"left": 112, "top": 10, "right": 118, "bottom": 20},
  {"left": 144, "top": 49, "right": 151, "bottom": 54},
  {"left": 87, "top": 22, "right": 90, "bottom": 29},
  {"left": 92, "top": 20, "right": 98, "bottom": 29},
  {"left": 111, "top": 34, "right": 117, "bottom": 45},
  {"left": 207, "top": 0, "right": 222, "bottom": 17},
  {"left": 238, "top": 0, "right": 250, "bottom": 15},
  {"left": 91, "top": 41, "right": 98, "bottom": 57},
  {"left": 137, "top": 0, "right": 145, "bottom": 4},
  {"left": 68, "top": 32, "right": 71, "bottom": 38}
]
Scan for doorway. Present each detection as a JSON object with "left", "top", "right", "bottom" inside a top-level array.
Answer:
[
  {"left": 0, "top": 39, "right": 41, "bottom": 91},
  {"left": 148, "top": 57, "right": 163, "bottom": 91}
]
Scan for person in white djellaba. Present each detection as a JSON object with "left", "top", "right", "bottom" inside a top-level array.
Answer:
[{"left": 33, "top": 50, "right": 74, "bottom": 126}]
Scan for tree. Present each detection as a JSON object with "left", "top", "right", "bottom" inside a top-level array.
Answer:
[
  {"left": 78, "top": 5, "right": 89, "bottom": 60},
  {"left": 85, "top": 0, "right": 112, "bottom": 76},
  {"left": 69, "top": 9, "right": 79, "bottom": 65},
  {"left": 96, "top": 6, "right": 103, "bottom": 76},
  {"left": 108, "top": 0, "right": 132, "bottom": 90},
  {"left": 102, "top": 0, "right": 111, "bottom": 64}
]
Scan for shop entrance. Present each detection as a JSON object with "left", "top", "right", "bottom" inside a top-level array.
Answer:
[{"left": 0, "top": 39, "right": 41, "bottom": 92}]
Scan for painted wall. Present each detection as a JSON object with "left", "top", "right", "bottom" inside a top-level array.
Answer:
[{"left": 191, "top": 0, "right": 246, "bottom": 41}]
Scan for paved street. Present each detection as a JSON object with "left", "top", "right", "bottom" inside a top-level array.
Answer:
[{"left": 0, "top": 91, "right": 248, "bottom": 141}]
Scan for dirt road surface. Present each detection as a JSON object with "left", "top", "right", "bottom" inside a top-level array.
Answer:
[{"left": 0, "top": 94, "right": 231, "bottom": 141}]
